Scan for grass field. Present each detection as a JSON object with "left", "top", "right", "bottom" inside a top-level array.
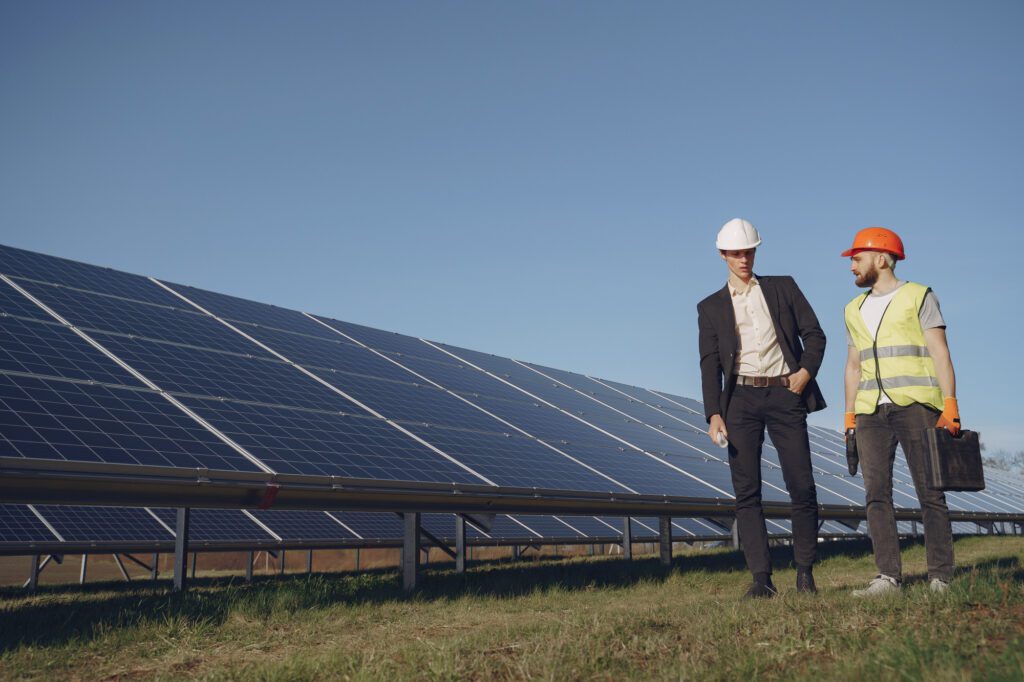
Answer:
[{"left": 1, "top": 536, "right": 1022, "bottom": 681}]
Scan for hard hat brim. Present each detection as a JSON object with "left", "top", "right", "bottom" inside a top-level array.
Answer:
[{"left": 841, "top": 246, "right": 905, "bottom": 260}]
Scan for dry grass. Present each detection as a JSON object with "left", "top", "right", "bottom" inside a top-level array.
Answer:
[{"left": 1, "top": 536, "right": 1022, "bottom": 680}]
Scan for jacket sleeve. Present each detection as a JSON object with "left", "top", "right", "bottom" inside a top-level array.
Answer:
[
  {"left": 787, "top": 277, "right": 826, "bottom": 378},
  {"left": 697, "top": 301, "right": 723, "bottom": 422}
]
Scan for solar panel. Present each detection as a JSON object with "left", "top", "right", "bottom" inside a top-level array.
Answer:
[
  {"left": 0, "top": 373, "right": 258, "bottom": 470},
  {"left": 329, "top": 511, "right": 404, "bottom": 539},
  {"left": 248, "top": 510, "right": 358, "bottom": 541},
  {"left": 181, "top": 395, "right": 483, "bottom": 482},
  {"left": 150, "top": 508, "right": 274, "bottom": 542},
  {"left": 0, "top": 245, "right": 180, "bottom": 306},
  {"left": 0, "top": 504, "right": 59, "bottom": 543},
  {"left": 2, "top": 241, "right": 1021, "bottom": 552},
  {"left": 34, "top": 505, "right": 172, "bottom": 542},
  {"left": 17, "top": 281, "right": 268, "bottom": 357},
  {"left": 0, "top": 316, "right": 142, "bottom": 387}
]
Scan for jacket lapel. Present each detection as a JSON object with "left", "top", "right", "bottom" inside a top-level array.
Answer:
[
  {"left": 760, "top": 276, "right": 794, "bottom": 361},
  {"left": 715, "top": 285, "right": 736, "bottom": 376}
]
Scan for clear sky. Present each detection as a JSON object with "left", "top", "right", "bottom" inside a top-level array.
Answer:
[{"left": 2, "top": 2, "right": 1021, "bottom": 453}]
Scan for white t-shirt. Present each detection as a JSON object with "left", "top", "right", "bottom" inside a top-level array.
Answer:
[{"left": 847, "top": 281, "right": 945, "bottom": 404}]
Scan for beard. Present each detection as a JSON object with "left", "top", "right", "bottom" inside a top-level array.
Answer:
[{"left": 855, "top": 268, "right": 878, "bottom": 288}]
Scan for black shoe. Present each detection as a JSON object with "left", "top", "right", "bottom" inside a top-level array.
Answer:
[
  {"left": 796, "top": 567, "right": 817, "bottom": 594},
  {"left": 742, "top": 579, "right": 777, "bottom": 600}
]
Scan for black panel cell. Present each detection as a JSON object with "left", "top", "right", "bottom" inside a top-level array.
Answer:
[
  {"left": 90, "top": 333, "right": 351, "bottom": 411},
  {"left": 401, "top": 421, "right": 625, "bottom": 492},
  {"left": 160, "top": 282, "right": 337, "bottom": 339},
  {"left": 0, "top": 245, "right": 180, "bottom": 306},
  {"left": 0, "top": 505, "right": 59, "bottom": 543},
  {"left": 0, "top": 374, "right": 262, "bottom": 471},
  {"left": 19, "top": 281, "right": 268, "bottom": 357},
  {"left": 182, "top": 395, "right": 486, "bottom": 483},
  {"left": 0, "top": 317, "right": 142, "bottom": 386},
  {"left": 249, "top": 510, "right": 358, "bottom": 541},
  {"left": 510, "top": 515, "right": 586, "bottom": 538},
  {"left": 35, "top": 505, "right": 173, "bottom": 542},
  {"left": 329, "top": 511, "right": 404, "bottom": 539},
  {"left": 150, "top": 508, "right": 273, "bottom": 542},
  {"left": 0, "top": 279, "right": 53, "bottom": 321}
]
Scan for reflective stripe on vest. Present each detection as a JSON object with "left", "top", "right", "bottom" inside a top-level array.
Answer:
[{"left": 844, "top": 282, "right": 944, "bottom": 415}]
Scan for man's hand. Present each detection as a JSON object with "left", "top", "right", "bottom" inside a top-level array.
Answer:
[
  {"left": 788, "top": 368, "right": 811, "bottom": 395},
  {"left": 936, "top": 397, "right": 961, "bottom": 437},
  {"left": 708, "top": 414, "right": 728, "bottom": 446}
]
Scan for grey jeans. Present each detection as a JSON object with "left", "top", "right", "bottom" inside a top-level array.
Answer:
[{"left": 856, "top": 402, "right": 954, "bottom": 581}]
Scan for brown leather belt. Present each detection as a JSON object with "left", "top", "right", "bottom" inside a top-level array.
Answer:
[{"left": 735, "top": 375, "right": 790, "bottom": 388}]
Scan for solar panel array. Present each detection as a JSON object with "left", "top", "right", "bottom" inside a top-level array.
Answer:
[{"left": 2, "top": 243, "right": 1023, "bottom": 556}]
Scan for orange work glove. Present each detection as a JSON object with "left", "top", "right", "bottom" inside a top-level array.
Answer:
[
  {"left": 844, "top": 412, "right": 857, "bottom": 431},
  {"left": 936, "top": 397, "right": 961, "bottom": 436}
]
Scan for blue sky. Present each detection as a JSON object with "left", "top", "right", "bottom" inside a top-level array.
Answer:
[{"left": 2, "top": 2, "right": 1021, "bottom": 452}]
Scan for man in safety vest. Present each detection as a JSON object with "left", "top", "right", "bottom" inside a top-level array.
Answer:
[{"left": 842, "top": 227, "right": 959, "bottom": 596}]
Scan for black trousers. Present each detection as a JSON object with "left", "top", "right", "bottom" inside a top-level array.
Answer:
[{"left": 725, "top": 385, "right": 819, "bottom": 574}]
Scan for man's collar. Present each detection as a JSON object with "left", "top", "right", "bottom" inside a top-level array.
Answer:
[{"left": 728, "top": 275, "right": 759, "bottom": 296}]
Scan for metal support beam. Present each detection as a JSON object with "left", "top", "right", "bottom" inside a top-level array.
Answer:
[
  {"left": 27, "top": 554, "right": 40, "bottom": 593},
  {"left": 151, "top": 553, "right": 159, "bottom": 580},
  {"left": 173, "top": 507, "right": 190, "bottom": 592},
  {"left": 659, "top": 516, "right": 672, "bottom": 567},
  {"left": 354, "top": 548, "right": 360, "bottom": 571},
  {"left": 246, "top": 551, "right": 254, "bottom": 583},
  {"left": 191, "top": 551, "right": 198, "bottom": 579},
  {"left": 306, "top": 549, "right": 313, "bottom": 574},
  {"left": 911, "top": 520, "right": 918, "bottom": 537},
  {"left": 511, "top": 545, "right": 520, "bottom": 560},
  {"left": 731, "top": 518, "right": 740, "bottom": 550},
  {"left": 79, "top": 554, "right": 88, "bottom": 585},
  {"left": 622, "top": 517, "right": 632, "bottom": 560},
  {"left": 455, "top": 515, "right": 466, "bottom": 574},
  {"left": 112, "top": 554, "right": 131, "bottom": 582},
  {"left": 402, "top": 512, "right": 421, "bottom": 592},
  {"left": 279, "top": 550, "right": 286, "bottom": 576}
]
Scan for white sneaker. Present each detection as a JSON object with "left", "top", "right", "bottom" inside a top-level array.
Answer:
[
  {"left": 852, "top": 575, "right": 901, "bottom": 597},
  {"left": 929, "top": 578, "right": 950, "bottom": 594}
]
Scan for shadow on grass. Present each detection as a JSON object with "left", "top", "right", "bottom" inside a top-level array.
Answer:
[{"left": 0, "top": 537, "right": 1013, "bottom": 652}]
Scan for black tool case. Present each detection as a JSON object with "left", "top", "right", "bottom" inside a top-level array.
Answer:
[{"left": 923, "top": 428, "right": 985, "bottom": 491}]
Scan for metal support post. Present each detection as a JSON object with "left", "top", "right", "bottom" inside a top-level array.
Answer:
[
  {"left": 28, "top": 554, "right": 40, "bottom": 593},
  {"left": 511, "top": 545, "right": 520, "bottom": 560},
  {"left": 307, "top": 550, "right": 313, "bottom": 574},
  {"left": 80, "top": 554, "right": 88, "bottom": 585},
  {"left": 731, "top": 518, "right": 740, "bottom": 550},
  {"left": 279, "top": 550, "right": 286, "bottom": 576},
  {"left": 152, "top": 553, "right": 159, "bottom": 580},
  {"left": 191, "top": 552, "right": 198, "bottom": 579},
  {"left": 246, "top": 551, "right": 254, "bottom": 583},
  {"left": 455, "top": 515, "right": 467, "bottom": 574},
  {"left": 113, "top": 554, "right": 132, "bottom": 582},
  {"left": 173, "top": 507, "right": 190, "bottom": 592},
  {"left": 911, "top": 520, "right": 918, "bottom": 537},
  {"left": 659, "top": 516, "right": 672, "bottom": 567},
  {"left": 403, "top": 512, "right": 421, "bottom": 592},
  {"left": 354, "top": 548, "right": 360, "bottom": 571},
  {"left": 622, "top": 517, "right": 633, "bottom": 560}
]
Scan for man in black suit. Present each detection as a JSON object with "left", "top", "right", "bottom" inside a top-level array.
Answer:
[{"left": 697, "top": 218, "right": 826, "bottom": 598}]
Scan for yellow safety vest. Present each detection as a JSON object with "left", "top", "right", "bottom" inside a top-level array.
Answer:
[{"left": 845, "top": 282, "right": 944, "bottom": 415}]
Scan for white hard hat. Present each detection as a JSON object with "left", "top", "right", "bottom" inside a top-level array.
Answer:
[{"left": 716, "top": 218, "right": 762, "bottom": 250}]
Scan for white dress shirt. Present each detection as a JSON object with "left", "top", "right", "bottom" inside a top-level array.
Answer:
[{"left": 728, "top": 276, "right": 792, "bottom": 377}]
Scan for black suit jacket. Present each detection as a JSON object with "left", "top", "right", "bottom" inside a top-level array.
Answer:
[{"left": 697, "top": 275, "right": 827, "bottom": 422}]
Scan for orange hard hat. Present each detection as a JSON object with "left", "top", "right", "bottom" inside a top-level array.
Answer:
[{"left": 841, "top": 227, "right": 905, "bottom": 260}]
